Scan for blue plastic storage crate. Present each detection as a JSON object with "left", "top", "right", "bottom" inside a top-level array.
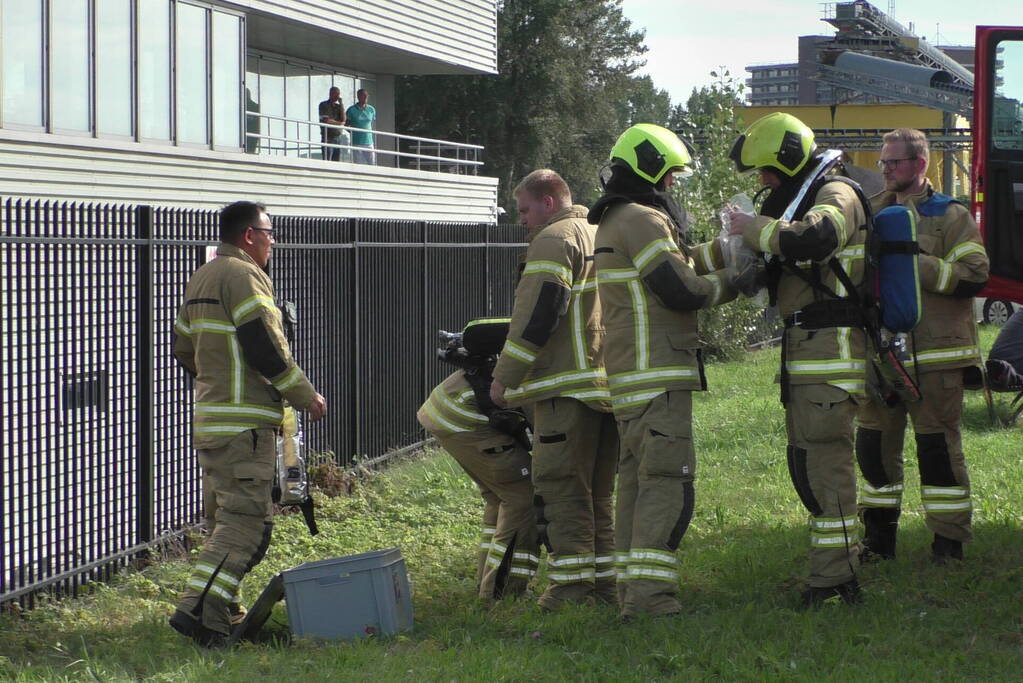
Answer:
[{"left": 282, "top": 548, "right": 413, "bottom": 640}]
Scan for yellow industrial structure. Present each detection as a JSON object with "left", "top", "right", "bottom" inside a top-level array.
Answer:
[{"left": 737, "top": 104, "right": 971, "bottom": 198}]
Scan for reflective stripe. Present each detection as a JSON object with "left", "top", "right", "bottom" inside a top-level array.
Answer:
[
  {"left": 504, "top": 368, "right": 607, "bottom": 399},
  {"left": 503, "top": 340, "right": 537, "bottom": 364},
  {"left": 422, "top": 400, "right": 471, "bottom": 434},
  {"left": 860, "top": 481, "right": 903, "bottom": 507},
  {"left": 786, "top": 359, "right": 865, "bottom": 373},
  {"left": 570, "top": 286, "right": 587, "bottom": 370},
  {"left": 190, "top": 319, "right": 235, "bottom": 334},
  {"left": 827, "top": 380, "right": 865, "bottom": 394},
  {"left": 759, "top": 220, "right": 779, "bottom": 253},
  {"left": 609, "top": 367, "right": 699, "bottom": 388},
  {"left": 195, "top": 424, "right": 255, "bottom": 435},
  {"left": 548, "top": 554, "right": 595, "bottom": 567},
  {"left": 596, "top": 267, "right": 640, "bottom": 283},
  {"left": 935, "top": 260, "right": 953, "bottom": 293},
  {"left": 630, "top": 548, "right": 677, "bottom": 565},
  {"left": 922, "top": 486, "right": 968, "bottom": 497},
  {"left": 705, "top": 271, "right": 722, "bottom": 305},
  {"left": 232, "top": 294, "right": 276, "bottom": 324},
  {"left": 175, "top": 315, "right": 192, "bottom": 336},
  {"left": 196, "top": 403, "right": 284, "bottom": 421},
  {"left": 923, "top": 501, "right": 972, "bottom": 511},
  {"left": 612, "top": 389, "right": 666, "bottom": 409},
  {"left": 633, "top": 238, "right": 679, "bottom": 271},
  {"left": 523, "top": 260, "right": 573, "bottom": 284},
  {"left": 907, "top": 345, "right": 980, "bottom": 366},
  {"left": 573, "top": 277, "right": 598, "bottom": 293},
  {"left": 227, "top": 336, "right": 243, "bottom": 403},
  {"left": 594, "top": 569, "right": 617, "bottom": 579},
  {"left": 562, "top": 388, "right": 612, "bottom": 402},
  {"left": 624, "top": 566, "right": 678, "bottom": 582},
  {"left": 810, "top": 515, "right": 861, "bottom": 547},
  {"left": 810, "top": 204, "right": 847, "bottom": 244},
  {"left": 945, "top": 241, "right": 986, "bottom": 263},
  {"left": 509, "top": 567, "right": 537, "bottom": 577},
  {"left": 921, "top": 486, "right": 971, "bottom": 513},
  {"left": 513, "top": 552, "right": 540, "bottom": 564},
  {"left": 549, "top": 570, "right": 596, "bottom": 583},
  {"left": 431, "top": 387, "right": 488, "bottom": 424},
  {"left": 811, "top": 515, "right": 859, "bottom": 529},
  {"left": 628, "top": 280, "right": 650, "bottom": 369},
  {"left": 274, "top": 366, "right": 303, "bottom": 392},
  {"left": 194, "top": 563, "right": 240, "bottom": 586},
  {"left": 187, "top": 578, "right": 235, "bottom": 602}
]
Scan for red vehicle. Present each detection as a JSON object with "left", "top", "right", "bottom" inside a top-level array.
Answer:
[{"left": 972, "top": 26, "right": 1023, "bottom": 321}]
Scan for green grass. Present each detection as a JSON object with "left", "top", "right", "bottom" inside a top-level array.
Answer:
[{"left": 3, "top": 327, "right": 1022, "bottom": 681}]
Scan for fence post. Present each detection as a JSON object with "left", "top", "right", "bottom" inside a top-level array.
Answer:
[
  {"left": 352, "top": 218, "right": 362, "bottom": 460},
  {"left": 136, "top": 205, "right": 155, "bottom": 544}
]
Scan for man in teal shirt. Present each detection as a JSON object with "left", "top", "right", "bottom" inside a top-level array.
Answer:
[{"left": 345, "top": 89, "right": 377, "bottom": 165}]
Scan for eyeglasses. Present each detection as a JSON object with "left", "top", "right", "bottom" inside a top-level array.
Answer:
[
  {"left": 251, "top": 227, "right": 276, "bottom": 239},
  {"left": 876, "top": 158, "right": 916, "bottom": 171}
]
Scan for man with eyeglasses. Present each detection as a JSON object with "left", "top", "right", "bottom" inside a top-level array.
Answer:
[
  {"left": 169, "top": 200, "right": 327, "bottom": 646},
  {"left": 855, "top": 129, "right": 988, "bottom": 565}
]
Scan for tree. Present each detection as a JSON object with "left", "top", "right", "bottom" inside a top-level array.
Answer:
[{"left": 396, "top": 0, "right": 661, "bottom": 211}]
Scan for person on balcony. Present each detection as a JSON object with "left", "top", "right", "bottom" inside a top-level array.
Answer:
[
  {"left": 346, "top": 89, "right": 377, "bottom": 165},
  {"left": 318, "top": 87, "right": 347, "bottom": 162}
]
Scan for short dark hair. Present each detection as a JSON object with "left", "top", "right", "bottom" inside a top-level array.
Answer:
[
  {"left": 357, "top": 88, "right": 367, "bottom": 96},
  {"left": 220, "top": 201, "right": 267, "bottom": 243}
]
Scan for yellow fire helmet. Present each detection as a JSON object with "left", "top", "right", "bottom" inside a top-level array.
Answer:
[
  {"left": 729, "top": 112, "right": 817, "bottom": 177},
  {"left": 610, "top": 123, "right": 693, "bottom": 185}
]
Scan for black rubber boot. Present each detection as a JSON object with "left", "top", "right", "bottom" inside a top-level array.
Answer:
[
  {"left": 800, "top": 578, "right": 862, "bottom": 608},
  {"left": 860, "top": 508, "right": 900, "bottom": 561},
  {"left": 169, "top": 610, "right": 229, "bottom": 648},
  {"left": 931, "top": 534, "right": 964, "bottom": 566}
]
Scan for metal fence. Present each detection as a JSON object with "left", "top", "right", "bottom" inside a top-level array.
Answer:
[{"left": 0, "top": 198, "right": 525, "bottom": 606}]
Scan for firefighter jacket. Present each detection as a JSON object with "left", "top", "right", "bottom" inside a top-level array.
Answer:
[
  {"left": 493, "top": 205, "right": 611, "bottom": 411},
  {"left": 417, "top": 370, "right": 492, "bottom": 437},
  {"left": 742, "top": 177, "right": 869, "bottom": 397},
  {"left": 871, "top": 181, "right": 989, "bottom": 373},
  {"left": 594, "top": 201, "right": 736, "bottom": 417},
  {"left": 173, "top": 243, "right": 317, "bottom": 449}
]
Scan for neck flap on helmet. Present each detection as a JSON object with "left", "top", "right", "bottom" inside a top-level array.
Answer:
[{"left": 587, "top": 162, "right": 690, "bottom": 236}]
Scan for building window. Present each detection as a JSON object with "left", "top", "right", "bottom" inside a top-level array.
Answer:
[
  {"left": 212, "top": 11, "right": 241, "bottom": 148},
  {"left": 176, "top": 2, "right": 209, "bottom": 145},
  {"left": 1, "top": 0, "right": 45, "bottom": 127},
  {"left": 51, "top": 0, "right": 91, "bottom": 132},
  {"left": 96, "top": 0, "right": 132, "bottom": 137},
  {"left": 138, "top": 0, "right": 171, "bottom": 140}
]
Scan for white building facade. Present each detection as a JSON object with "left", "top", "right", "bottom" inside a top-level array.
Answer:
[{"left": 0, "top": 0, "right": 499, "bottom": 221}]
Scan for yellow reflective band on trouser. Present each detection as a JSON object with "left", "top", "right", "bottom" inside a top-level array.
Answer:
[
  {"left": 421, "top": 397, "right": 474, "bottom": 435},
  {"left": 503, "top": 368, "right": 608, "bottom": 401},
  {"left": 547, "top": 553, "right": 596, "bottom": 584},
  {"left": 594, "top": 554, "right": 616, "bottom": 580},
  {"left": 619, "top": 548, "right": 679, "bottom": 583},
  {"left": 187, "top": 562, "right": 241, "bottom": 603},
  {"left": 428, "top": 385, "right": 488, "bottom": 426},
  {"left": 860, "top": 481, "right": 904, "bottom": 508},
  {"left": 633, "top": 237, "right": 680, "bottom": 271},
  {"left": 522, "top": 260, "right": 573, "bottom": 285},
  {"left": 921, "top": 486, "right": 971, "bottom": 513},
  {"left": 905, "top": 345, "right": 981, "bottom": 367},
  {"left": 810, "top": 515, "right": 861, "bottom": 547},
  {"left": 614, "top": 552, "right": 630, "bottom": 579},
  {"left": 232, "top": 294, "right": 277, "bottom": 325},
  {"left": 510, "top": 550, "right": 540, "bottom": 577},
  {"left": 479, "top": 527, "right": 496, "bottom": 552}
]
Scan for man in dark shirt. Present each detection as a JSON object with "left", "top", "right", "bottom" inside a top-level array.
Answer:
[{"left": 318, "top": 87, "right": 346, "bottom": 161}]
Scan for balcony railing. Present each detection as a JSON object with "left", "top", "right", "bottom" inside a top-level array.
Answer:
[{"left": 245, "top": 111, "right": 484, "bottom": 175}]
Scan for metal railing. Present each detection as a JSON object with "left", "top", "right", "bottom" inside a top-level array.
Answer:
[
  {"left": 244, "top": 111, "right": 484, "bottom": 174},
  {"left": 0, "top": 197, "right": 524, "bottom": 607}
]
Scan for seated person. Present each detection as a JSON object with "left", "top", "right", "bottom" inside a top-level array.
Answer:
[{"left": 987, "top": 308, "right": 1023, "bottom": 391}]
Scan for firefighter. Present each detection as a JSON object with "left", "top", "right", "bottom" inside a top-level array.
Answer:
[
  {"left": 489, "top": 169, "right": 618, "bottom": 611},
  {"left": 855, "top": 128, "right": 988, "bottom": 564},
  {"left": 726, "top": 113, "right": 869, "bottom": 606},
  {"left": 418, "top": 367, "right": 540, "bottom": 599},
  {"left": 590, "top": 124, "right": 736, "bottom": 619},
  {"left": 170, "top": 201, "right": 327, "bottom": 646}
]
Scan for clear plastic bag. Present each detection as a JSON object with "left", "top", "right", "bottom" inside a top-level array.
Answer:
[{"left": 718, "top": 193, "right": 765, "bottom": 298}]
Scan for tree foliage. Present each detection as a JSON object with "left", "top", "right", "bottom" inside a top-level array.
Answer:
[{"left": 396, "top": 0, "right": 668, "bottom": 210}]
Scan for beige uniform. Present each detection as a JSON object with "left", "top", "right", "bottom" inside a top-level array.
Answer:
[
  {"left": 172, "top": 243, "right": 318, "bottom": 636},
  {"left": 595, "top": 201, "right": 735, "bottom": 618},
  {"left": 493, "top": 205, "right": 618, "bottom": 609},
  {"left": 741, "top": 175, "right": 869, "bottom": 589},
  {"left": 417, "top": 371, "right": 539, "bottom": 598},
  {"left": 857, "top": 183, "right": 989, "bottom": 551}
]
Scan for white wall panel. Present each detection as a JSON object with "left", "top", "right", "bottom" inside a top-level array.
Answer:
[
  {"left": 235, "top": 0, "right": 497, "bottom": 74},
  {"left": 0, "top": 131, "right": 498, "bottom": 222}
]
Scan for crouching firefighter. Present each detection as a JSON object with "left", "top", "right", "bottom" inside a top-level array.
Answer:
[
  {"left": 591, "top": 124, "right": 737, "bottom": 620},
  {"left": 727, "top": 113, "right": 870, "bottom": 607},
  {"left": 417, "top": 318, "right": 540, "bottom": 600},
  {"left": 170, "top": 201, "right": 327, "bottom": 646},
  {"left": 855, "top": 128, "right": 989, "bottom": 565}
]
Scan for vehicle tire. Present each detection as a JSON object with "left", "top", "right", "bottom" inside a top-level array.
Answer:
[{"left": 983, "top": 298, "right": 1013, "bottom": 325}]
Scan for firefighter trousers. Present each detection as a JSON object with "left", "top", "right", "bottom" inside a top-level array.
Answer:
[
  {"left": 785, "top": 384, "right": 861, "bottom": 588},
  {"left": 177, "top": 428, "right": 276, "bottom": 636},
  {"left": 435, "top": 430, "right": 540, "bottom": 599},
  {"left": 615, "top": 390, "right": 696, "bottom": 618},
  {"left": 531, "top": 397, "right": 618, "bottom": 610},
  {"left": 856, "top": 368, "right": 971, "bottom": 542}
]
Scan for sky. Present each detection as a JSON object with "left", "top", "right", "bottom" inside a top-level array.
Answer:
[{"left": 619, "top": 0, "right": 1023, "bottom": 106}]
